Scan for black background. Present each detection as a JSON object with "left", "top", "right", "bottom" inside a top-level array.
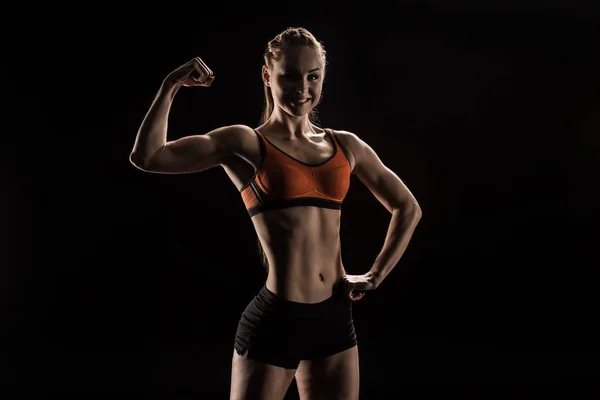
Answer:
[{"left": 5, "top": 2, "right": 600, "bottom": 398}]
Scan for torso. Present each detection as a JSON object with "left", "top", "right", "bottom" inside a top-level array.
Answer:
[{"left": 221, "top": 126, "right": 356, "bottom": 303}]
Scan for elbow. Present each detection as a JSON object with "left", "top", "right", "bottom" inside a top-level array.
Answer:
[
  {"left": 129, "top": 151, "right": 143, "bottom": 169},
  {"left": 130, "top": 145, "right": 166, "bottom": 171},
  {"left": 393, "top": 200, "right": 422, "bottom": 221},
  {"left": 412, "top": 201, "right": 423, "bottom": 220},
  {"left": 129, "top": 150, "right": 152, "bottom": 171},
  {"left": 407, "top": 204, "right": 422, "bottom": 222},
  {"left": 413, "top": 207, "right": 423, "bottom": 224}
]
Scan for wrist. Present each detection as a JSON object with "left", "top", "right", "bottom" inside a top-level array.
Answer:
[
  {"left": 161, "top": 78, "right": 182, "bottom": 94},
  {"left": 367, "top": 270, "right": 383, "bottom": 287}
]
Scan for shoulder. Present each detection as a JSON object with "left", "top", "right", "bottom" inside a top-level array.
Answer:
[
  {"left": 328, "top": 129, "right": 373, "bottom": 158},
  {"left": 328, "top": 129, "right": 375, "bottom": 173},
  {"left": 215, "top": 124, "right": 256, "bottom": 140},
  {"left": 210, "top": 124, "right": 258, "bottom": 150},
  {"left": 329, "top": 128, "right": 386, "bottom": 173}
]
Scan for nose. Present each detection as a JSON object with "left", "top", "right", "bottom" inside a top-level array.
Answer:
[{"left": 294, "top": 77, "right": 309, "bottom": 95}]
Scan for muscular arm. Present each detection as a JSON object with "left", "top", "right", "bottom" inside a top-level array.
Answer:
[
  {"left": 343, "top": 131, "right": 422, "bottom": 286},
  {"left": 129, "top": 80, "right": 250, "bottom": 174},
  {"left": 129, "top": 80, "right": 179, "bottom": 169}
]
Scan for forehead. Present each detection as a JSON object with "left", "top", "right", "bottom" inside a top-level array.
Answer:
[{"left": 275, "top": 45, "right": 323, "bottom": 71}]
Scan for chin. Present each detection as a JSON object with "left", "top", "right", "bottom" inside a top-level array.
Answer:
[{"left": 288, "top": 105, "right": 314, "bottom": 117}]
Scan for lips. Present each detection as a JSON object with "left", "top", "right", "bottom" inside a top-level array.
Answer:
[{"left": 290, "top": 98, "right": 311, "bottom": 105}]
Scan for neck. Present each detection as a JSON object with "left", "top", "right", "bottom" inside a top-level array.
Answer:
[{"left": 263, "top": 109, "right": 316, "bottom": 138}]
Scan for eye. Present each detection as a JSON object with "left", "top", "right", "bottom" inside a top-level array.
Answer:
[{"left": 309, "top": 74, "right": 320, "bottom": 81}]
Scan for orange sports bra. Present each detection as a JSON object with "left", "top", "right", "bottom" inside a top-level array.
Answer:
[{"left": 240, "top": 128, "right": 352, "bottom": 217}]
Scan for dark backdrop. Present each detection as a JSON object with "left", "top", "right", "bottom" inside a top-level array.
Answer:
[{"left": 5, "top": 2, "right": 600, "bottom": 398}]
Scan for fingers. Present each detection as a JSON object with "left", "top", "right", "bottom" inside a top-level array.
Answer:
[
  {"left": 339, "top": 277, "right": 362, "bottom": 301},
  {"left": 189, "top": 71, "right": 215, "bottom": 86},
  {"left": 191, "top": 57, "right": 213, "bottom": 82},
  {"left": 338, "top": 275, "right": 369, "bottom": 301},
  {"left": 201, "top": 75, "right": 216, "bottom": 86},
  {"left": 346, "top": 286, "right": 365, "bottom": 301},
  {"left": 183, "top": 57, "right": 215, "bottom": 87},
  {"left": 195, "top": 56, "right": 213, "bottom": 76},
  {"left": 350, "top": 291, "right": 365, "bottom": 301}
]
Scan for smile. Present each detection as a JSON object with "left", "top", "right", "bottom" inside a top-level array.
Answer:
[{"left": 290, "top": 98, "right": 311, "bottom": 105}]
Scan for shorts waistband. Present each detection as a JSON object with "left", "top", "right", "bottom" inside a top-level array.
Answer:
[{"left": 257, "top": 285, "right": 341, "bottom": 310}]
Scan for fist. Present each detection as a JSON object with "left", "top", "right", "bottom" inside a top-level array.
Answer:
[{"left": 166, "top": 57, "right": 215, "bottom": 88}]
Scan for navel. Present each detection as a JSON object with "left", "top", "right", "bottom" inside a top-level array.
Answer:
[{"left": 319, "top": 273, "right": 325, "bottom": 282}]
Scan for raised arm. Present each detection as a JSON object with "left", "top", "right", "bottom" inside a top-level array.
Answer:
[{"left": 129, "top": 57, "right": 251, "bottom": 174}]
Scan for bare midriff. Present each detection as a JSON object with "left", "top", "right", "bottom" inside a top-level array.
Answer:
[{"left": 251, "top": 205, "right": 346, "bottom": 304}]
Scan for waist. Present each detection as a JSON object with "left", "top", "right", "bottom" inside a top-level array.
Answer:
[{"left": 266, "top": 262, "right": 345, "bottom": 303}]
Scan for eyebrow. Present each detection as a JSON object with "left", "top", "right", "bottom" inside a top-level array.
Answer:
[{"left": 284, "top": 67, "right": 321, "bottom": 73}]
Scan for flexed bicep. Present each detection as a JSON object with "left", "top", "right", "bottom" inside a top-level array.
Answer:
[{"left": 141, "top": 125, "right": 252, "bottom": 174}]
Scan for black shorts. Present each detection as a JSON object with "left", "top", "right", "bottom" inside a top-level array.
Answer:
[{"left": 233, "top": 285, "right": 358, "bottom": 369}]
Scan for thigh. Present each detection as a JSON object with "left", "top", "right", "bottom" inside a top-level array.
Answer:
[
  {"left": 230, "top": 348, "right": 297, "bottom": 400},
  {"left": 295, "top": 345, "right": 359, "bottom": 400}
]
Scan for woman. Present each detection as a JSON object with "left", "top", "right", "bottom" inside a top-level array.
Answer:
[{"left": 130, "top": 27, "right": 421, "bottom": 400}]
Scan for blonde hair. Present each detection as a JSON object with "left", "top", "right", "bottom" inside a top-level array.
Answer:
[{"left": 259, "top": 27, "right": 327, "bottom": 126}]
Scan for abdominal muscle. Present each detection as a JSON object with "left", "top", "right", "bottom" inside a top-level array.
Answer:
[{"left": 251, "top": 206, "right": 347, "bottom": 304}]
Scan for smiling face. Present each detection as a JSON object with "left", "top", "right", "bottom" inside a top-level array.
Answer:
[{"left": 263, "top": 45, "right": 325, "bottom": 118}]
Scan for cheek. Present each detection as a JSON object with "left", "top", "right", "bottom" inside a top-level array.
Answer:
[
  {"left": 274, "top": 89, "right": 288, "bottom": 103},
  {"left": 270, "top": 83, "right": 284, "bottom": 99},
  {"left": 311, "top": 84, "right": 323, "bottom": 97},
  {"left": 274, "top": 77, "right": 292, "bottom": 91}
]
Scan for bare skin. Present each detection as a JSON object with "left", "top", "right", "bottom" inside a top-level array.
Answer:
[
  {"left": 223, "top": 124, "right": 352, "bottom": 304},
  {"left": 230, "top": 345, "right": 359, "bottom": 400},
  {"left": 130, "top": 45, "right": 421, "bottom": 400},
  {"left": 230, "top": 348, "right": 297, "bottom": 400},
  {"left": 295, "top": 346, "right": 359, "bottom": 400}
]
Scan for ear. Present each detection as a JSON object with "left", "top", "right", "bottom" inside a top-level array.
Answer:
[{"left": 261, "top": 65, "right": 271, "bottom": 87}]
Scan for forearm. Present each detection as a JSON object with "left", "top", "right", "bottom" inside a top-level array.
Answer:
[
  {"left": 368, "top": 204, "right": 422, "bottom": 286},
  {"left": 129, "top": 80, "right": 180, "bottom": 167}
]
